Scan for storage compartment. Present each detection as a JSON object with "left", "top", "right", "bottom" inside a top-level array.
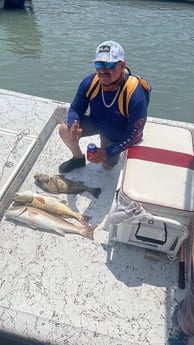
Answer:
[{"left": 115, "top": 216, "right": 188, "bottom": 257}]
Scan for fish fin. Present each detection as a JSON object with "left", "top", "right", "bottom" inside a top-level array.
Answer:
[
  {"left": 90, "top": 188, "right": 102, "bottom": 199},
  {"left": 51, "top": 175, "right": 61, "bottom": 193},
  {"left": 57, "top": 174, "right": 67, "bottom": 181},
  {"left": 57, "top": 175, "right": 85, "bottom": 185},
  {"left": 60, "top": 215, "right": 72, "bottom": 220},
  {"left": 28, "top": 208, "right": 41, "bottom": 218},
  {"left": 19, "top": 206, "right": 29, "bottom": 215},
  {"left": 36, "top": 191, "right": 51, "bottom": 197},
  {"left": 29, "top": 223, "right": 39, "bottom": 230},
  {"left": 55, "top": 229, "right": 66, "bottom": 237},
  {"left": 35, "top": 196, "right": 46, "bottom": 204},
  {"left": 78, "top": 215, "right": 92, "bottom": 226}
]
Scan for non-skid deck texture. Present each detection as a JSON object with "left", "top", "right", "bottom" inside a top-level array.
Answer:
[
  {"left": 0, "top": 90, "right": 194, "bottom": 345},
  {"left": 1, "top": 126, "right": 193, "bottom": 345}
]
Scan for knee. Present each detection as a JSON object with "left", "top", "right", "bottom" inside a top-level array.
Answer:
[{"left": 59, "top": 122, "right": 68, "bottom": 139}]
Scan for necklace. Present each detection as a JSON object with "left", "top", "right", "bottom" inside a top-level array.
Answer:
[{"left": 101, "top": 86, "right": 120, "bottom": 108}]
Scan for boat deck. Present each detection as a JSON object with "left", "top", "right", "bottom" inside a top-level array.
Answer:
[{"left": 0, "top": 89, "right": 193, "bottom": 345}]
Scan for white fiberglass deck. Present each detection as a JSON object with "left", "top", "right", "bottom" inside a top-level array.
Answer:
[
  {"left": 0, "top": 89, "right": 67, "bottom": 219},
  {"left": 0, "top": 89, "right": 194, "bottom": 345}
]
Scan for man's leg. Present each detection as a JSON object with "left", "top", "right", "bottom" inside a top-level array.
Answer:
[
  {"left": 58, "top": 116, "right": 98, "bottom": 173},
  {"left": 99, "top": 131, "right": 121, "bottom": 169}
]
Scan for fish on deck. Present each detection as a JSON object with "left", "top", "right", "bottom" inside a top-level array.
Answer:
[
  {"left": 34, "top": 173, "right": 101, "bottom": 199},
  {"left": 12, "top": 190, "right": 89, "bottom": 225},
  {"left": 5, "top": 206, "right": 95, "bottom": 239}
]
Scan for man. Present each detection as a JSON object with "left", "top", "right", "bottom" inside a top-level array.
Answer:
[{"left": 59, "top": 40, "right": 151, "bottom": 173}]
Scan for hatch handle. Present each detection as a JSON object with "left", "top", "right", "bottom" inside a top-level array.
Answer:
[{"left": 135, "top": 222, "right": 168, "bottom": 245}]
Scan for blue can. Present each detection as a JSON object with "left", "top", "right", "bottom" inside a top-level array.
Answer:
[{"left": 87, "top": 143, "right": 97, "bottom": 161}]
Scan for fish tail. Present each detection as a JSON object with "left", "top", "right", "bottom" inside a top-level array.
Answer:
[
  {"left": 81, "top": 225, "right": 96, "bottom": 240},
  {"left": 77, "top": 214, "right": 91, "bottom": 226},
  {"left": 90, "top": 188, "right": 102, "bottom": 199}
]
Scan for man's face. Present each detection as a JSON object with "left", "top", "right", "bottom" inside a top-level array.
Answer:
[{"left": 96, "top": 61, "right": 126, "bottom": 86}]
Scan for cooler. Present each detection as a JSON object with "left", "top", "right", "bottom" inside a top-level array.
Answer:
[{"left": 107, "top": 122, "right": 194, "bottom": 258}]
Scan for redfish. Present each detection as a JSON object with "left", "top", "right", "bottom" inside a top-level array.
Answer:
[
  {"left": 12, "top": 191, "right": 89, "bottom": 225},
  {"left": 5, "top": 206, "right": 95, "bottom": 239}
]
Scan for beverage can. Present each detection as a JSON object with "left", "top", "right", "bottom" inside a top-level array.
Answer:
[{"left": 87, "top": 143, "right": 97, "bottom": 161}]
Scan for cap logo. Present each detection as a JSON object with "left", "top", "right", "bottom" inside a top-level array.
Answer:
[{"left": 98, "top": 45, "right": 111, "bottom": 53}]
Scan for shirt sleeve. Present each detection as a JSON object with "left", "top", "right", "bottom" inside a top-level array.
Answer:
[
  {"left": 105, "top": 86, "right": 149, "bottom": 157},
  {"left": 67, "top": 74, "right": 95, "bottom": 129}
]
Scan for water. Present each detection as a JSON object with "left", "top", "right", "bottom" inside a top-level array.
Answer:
[{"left": 0, "top": 0, "right": 194, "bottom": 123}]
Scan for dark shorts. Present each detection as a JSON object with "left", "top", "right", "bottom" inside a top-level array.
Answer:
[{"left": 80, "top": 115, "right": 121, "bottom": 167}]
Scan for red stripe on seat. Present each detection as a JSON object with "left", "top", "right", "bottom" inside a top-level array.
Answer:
[{"left": 127, "top": 146, "right": 194, "bottom": 170}]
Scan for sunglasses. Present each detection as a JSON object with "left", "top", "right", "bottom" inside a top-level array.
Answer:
[{"left": 95, "top": 61, "right": 118, "bottom": 70}]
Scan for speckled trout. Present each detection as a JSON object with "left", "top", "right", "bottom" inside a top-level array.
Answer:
[
  {"left": 5, "top": 206, "right": 95, "bottom": 239},
  {"left": 12, "top": 190, "right": 89, "bottom": 225}
]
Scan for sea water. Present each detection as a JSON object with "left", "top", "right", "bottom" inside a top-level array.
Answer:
[{"left": 0, "top": 0, "right": 193, "bottom": 123}]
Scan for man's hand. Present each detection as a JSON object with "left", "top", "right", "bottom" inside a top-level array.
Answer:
[
  {"left": 71, "top": 120, "right": 82, "bottom": 140},
  {"left": 89, "top": 148, "right": 107, "bottom": 163}
]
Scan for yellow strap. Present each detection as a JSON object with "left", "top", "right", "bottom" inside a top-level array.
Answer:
[
  {"left": 86, "top": 71, "right": 150, "bottom": 117},
  {"left": 118, "top": 76, "right": 138, "bottom": 117},
  {"left": 86, "top": 68, "right": 129, "bottom": 100},
  {"left": 136, "top": 75, "right": 151, "bottom": 92},
  {"left": 86, "top": 74, "right": 100, "bottom": 100}
]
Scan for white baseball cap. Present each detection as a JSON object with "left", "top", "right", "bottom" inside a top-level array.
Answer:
[{"left": 93, "top": 40, "right": 125, "bottom": 62}]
